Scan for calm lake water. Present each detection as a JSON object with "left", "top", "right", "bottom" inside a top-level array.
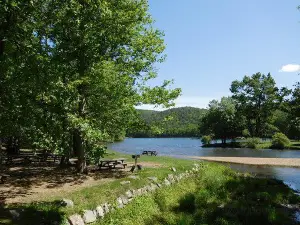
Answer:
[{"left": 109, "top": 138, "right": 300, "bottom": 191}]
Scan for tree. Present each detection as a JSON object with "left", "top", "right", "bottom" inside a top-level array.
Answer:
[
  {"left": 230, "top": 72, "right": 289, "bottom": 137},
  {"left": 1, "top": 0, "right": 181, "bottom": 172},
  {"left": 200, "top": 97, "right": 244, "bottom": 144},
  {"left": 288, "top": 82, "right": 300, "bottom": 139}
]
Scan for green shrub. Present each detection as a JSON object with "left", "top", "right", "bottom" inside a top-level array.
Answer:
[
  {"left": 201, "top": 135, "right": 212, "bottom": 145},
  {"left": 242, "top": 129, "right": 251, "bottom": 138},
  {"left": 271, "top": 132, "right": 290, "bottom": 149},
  {"left": 243, "top": 137, "right": 261, "bottom": 149}
]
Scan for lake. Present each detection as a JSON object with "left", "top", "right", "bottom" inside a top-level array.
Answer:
[{"left": 109, "top": 138, "right": 300, "bottom": 191}]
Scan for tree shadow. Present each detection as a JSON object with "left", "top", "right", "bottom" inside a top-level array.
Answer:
[
  {"left": 0, "top": 201, "right": 65, "bottom": 225},
  {"left": 0, "top": 163, "right": 129, "bottom": 205}
]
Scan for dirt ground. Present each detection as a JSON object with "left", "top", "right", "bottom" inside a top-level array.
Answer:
[{"left": 0, "top": 161, "right": 163, "bottom": 205}]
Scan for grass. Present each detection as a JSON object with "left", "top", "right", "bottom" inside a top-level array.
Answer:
[
  {"left": 1, "top": 150, "right": 300, "bottom": 225},
  {"left": 99, "top": 164, "right": 300, "bottom": 225}
]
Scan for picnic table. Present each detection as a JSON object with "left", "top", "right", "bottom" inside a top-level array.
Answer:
[
  {"left": 142, "top": 150, "right": 158, "bottom": 156},
  {"left": 3, "top": 152, "right": 62, "bottom": 165},
  {"left": 98, "top": 158, "right": 127, "bottom": 169}
]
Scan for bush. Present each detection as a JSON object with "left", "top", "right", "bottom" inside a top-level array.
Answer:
[
  {"left": 271, "top": 132, "right": 290, "bottom": 149},
  {"left": 201, "top": 135, "right": 212, "bottom": 145},
  {"left": 243, "top": 137, "right": 261, "bottom": 149}
]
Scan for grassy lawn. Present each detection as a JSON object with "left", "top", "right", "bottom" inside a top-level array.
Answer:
[
  {"left": 100, "top": 164, "right": 300, "bottom": 225},
  {"left": 1, "top": 150, "right": 300, "bottom": 225}
]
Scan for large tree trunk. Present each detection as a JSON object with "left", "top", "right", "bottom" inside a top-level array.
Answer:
[{"left": 73, "top": 129, "right": 86, "bottom": 173}]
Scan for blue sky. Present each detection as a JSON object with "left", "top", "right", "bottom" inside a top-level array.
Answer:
[{"left": 138, "top": 0, "right": 300, "bottom": 110}]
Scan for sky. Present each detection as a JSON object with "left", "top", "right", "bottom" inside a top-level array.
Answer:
[{"left": 137, "top": 0, "right": 300, "bottom": 110}]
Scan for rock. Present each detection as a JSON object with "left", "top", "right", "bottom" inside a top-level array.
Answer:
[
  {"left": 167, "top": 174, "right": 175, "bottom": 183},
  {"left": 82, "top": 210, "right": 97, "bottom": 224},
  {"left": 68, "top": 214, "right": 85, "bottom": 225},
  {"left": 128, "top": 175, "right": 140, "bottom": 180},
  {"left": 150, "top": 183, "right": 157, "bottom": 191},
  {"left": 61, "top": 199, "right": 74, "bottom": 208},
  {"left": 120, "top": 181, "right": 131, "bottom": 185},
  {"left": 131, "top": 189, "right": 137, "bottom": 197},
  {"left": 146, "top": 185, "right": 153, "bottom": 192},
  {"left": 125, "top": 190, "right": 133, "bottom": 199},
  {"left": 102, "top": 203, "right": 110, "bottom": 214},
  {"left": 164, "top": 178, "right": 171, "bottom": 186},
  {"left": 121, "top": 195, "right": 129, "bottom": 205},
  {"left": 218, "top": 204, "right": 225, "bottom": 208},
  {"left": 148, "top": 177, "right": 158, "bottom": 182},
  {"left": 171, "top": 167, "right": 176, "bottom": 172},
  {"left": 136, "top": 188, "right": 143, "bottom": 196},
  {"left": 156, "top": 183, "right": 162, "bottom": 188},
  {"left": 140, "top": 187, "right": 147, "bottom": 194},
  {"left": 96, "top": 206, "right": 105, "bottom": 218},
  {"left": 9, "top": 209, "right": 21, "bottom": 219},
  {"left": 116, "top": 197, "right": 124, "bottom": 208}
]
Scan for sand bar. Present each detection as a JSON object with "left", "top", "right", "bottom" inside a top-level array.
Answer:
[{"left": 190, "top": 156, "right": 300, "bottom": 167}]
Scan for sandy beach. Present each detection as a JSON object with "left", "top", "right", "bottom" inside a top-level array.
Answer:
[{"left": 190, "top": 156, "right": 300, "bottom": 167}]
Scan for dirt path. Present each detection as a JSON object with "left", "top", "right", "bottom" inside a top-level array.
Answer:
[
  {"left": 190, "top": 156, "right": 300, "bottom": 167},
  {"left": 0, "top": 161, "right": 163, "bottom": 204}
]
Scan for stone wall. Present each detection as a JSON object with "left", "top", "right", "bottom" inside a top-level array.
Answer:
[{"left": 66, "top": 163, "right": 202, "bottom": 225}]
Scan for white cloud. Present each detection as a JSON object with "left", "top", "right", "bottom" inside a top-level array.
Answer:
[
  {"left": 136, "top": 96, "right": 225, "bottom": 111},
  {"left": 279, "top": 64, "right": 300, "bottom": 72}
]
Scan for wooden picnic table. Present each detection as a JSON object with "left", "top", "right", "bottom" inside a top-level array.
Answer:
[
  {"left": 98, "top": 158, "right": 127, "bottom": 169},
  {"left": 3, "top": 152, "right": 62, "bottom": 165},
  {"left": 142, "top": 150, "right": 158, "bottom": 156}
]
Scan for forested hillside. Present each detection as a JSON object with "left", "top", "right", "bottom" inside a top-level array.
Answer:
[{"left": 127, "top": 107, "right": 207, "bottom": 137}]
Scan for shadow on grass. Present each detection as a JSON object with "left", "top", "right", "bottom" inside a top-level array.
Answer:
[
  {"left": 0, "top": 201, "right": 65, "bottom": 225},
  {"left": 147, "top": 176, "right": 300, "bottom": 225}
]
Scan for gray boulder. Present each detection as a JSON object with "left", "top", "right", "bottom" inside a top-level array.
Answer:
[
  {"left": 102, "top": 203, "right": 110, "bottom": 214},
  {"left": 116, "top": 197, "right": 124, "bottom": 208},
  {"left": 120, "top": 181, "right": 131, "bottom": 185},
  {"left": 164, "top": 178, "right": 171, "bottom": 186},
  {"left": 125, "top": 190, "right": 133, "bottom": 199},
  {"left": 128, "top": 175, "right": 140, "bottom": 180},
  {"left": 147, "top": 177, "right": 158, "bottom": 182},
  {"left": 61, "top": 199, "right": 74, "bottom": 208},
  {"left": 150, "top": 183, "right": 157, "bottom": 191},
  {"left": 156, "top": 183, "right": 162, "bottom": 188},
  {"left": 136, "top": 188, "right": 143, "bottom": 196},
  {"left": 68, "top": 214, "right": 85, "bottom": 225},
  {"left": 96, "top": 206, "right": 105, "bottom": 218},
  {"left": 82, "top": 210, "right": 97, "bottom": 224},
  {"left": 121, "top": 195, "right": 129, "bottom": 205}
]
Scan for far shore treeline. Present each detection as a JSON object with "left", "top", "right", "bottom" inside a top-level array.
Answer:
[{"left": 129, "top": 72, "right": 300, "bottom": 146}]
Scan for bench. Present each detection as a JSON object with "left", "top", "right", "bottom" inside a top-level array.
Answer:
[
  {"left": 99, "top": 158, "right": 127, "bottom": 169},
  {"left": 142, "top": 151, "right": 158, "bottom": 156}
]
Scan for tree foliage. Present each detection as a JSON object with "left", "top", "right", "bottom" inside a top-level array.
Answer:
[
  {"left": 0, "top": 0, "right": 181, "bottom": 172},
  {"left": 127, "top": 107, "right": 206, "bottom": 137},
  {"left": 230, "top": 72, "right": 289, "bottom": 137},
  {"left": 271, "top": 133, "right": 291, "bottom": 149},
  {"left": 199, "top": 97, "right": 244, "bottom": 143}
]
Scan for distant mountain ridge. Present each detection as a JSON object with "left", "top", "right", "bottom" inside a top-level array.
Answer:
[{"left": 127, "top": 107, "right": 207, "bottom": 137}]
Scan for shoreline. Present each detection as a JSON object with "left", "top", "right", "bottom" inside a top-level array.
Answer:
[{"left": 190, "top": 156, "right": 300, "bottom": 167}]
